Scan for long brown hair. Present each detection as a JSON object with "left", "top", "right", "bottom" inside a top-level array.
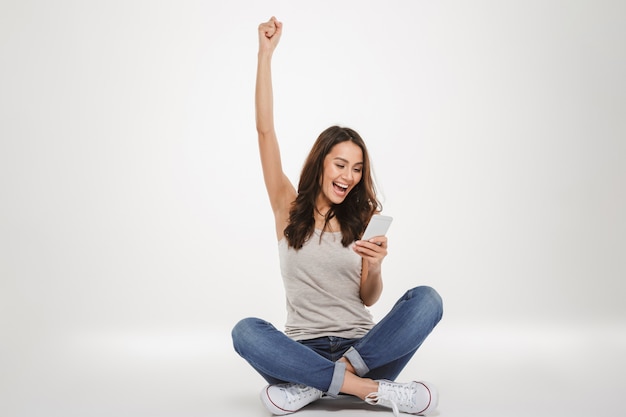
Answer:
[{"left": 284, "top": 126, "right": 381, "bottom": 249}]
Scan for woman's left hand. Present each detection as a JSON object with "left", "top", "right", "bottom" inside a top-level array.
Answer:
[{"left": 353, "top": 236, "right": 388, "bottom": 270}]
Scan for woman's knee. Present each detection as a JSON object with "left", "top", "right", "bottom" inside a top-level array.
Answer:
[
  {"left": 409, "top": 285, "right": 443, "bottom": 321},
  {"left": 231, "top": 317, "right": 264, "bottom": 348}
]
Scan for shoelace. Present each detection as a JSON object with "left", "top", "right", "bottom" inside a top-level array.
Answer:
[
  {"left": 365, "top": 382, "right": 418, "bottom": 417},
  {"left": 282, "top": 384, "right": 317, "bottom": 405}
]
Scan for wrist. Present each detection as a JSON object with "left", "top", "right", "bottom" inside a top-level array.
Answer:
[
  {"left": 258, "top": 48, "right": 274, "bottom": 60},
  {"left": 367, "top": 261, "right": 382, "bottom": 276}
]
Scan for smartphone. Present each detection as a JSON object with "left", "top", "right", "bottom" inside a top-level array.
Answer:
[{"left": 362, "top": 214, "right": 393, "bottom": 241}]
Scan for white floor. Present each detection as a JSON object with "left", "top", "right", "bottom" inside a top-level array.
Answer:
[{"left": 2, "top": 321, "right": 625, "bottom": 417}]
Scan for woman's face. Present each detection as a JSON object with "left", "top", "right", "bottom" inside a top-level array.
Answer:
[{"left": 318, "top": 141, "right": 364, "bottom": 207}]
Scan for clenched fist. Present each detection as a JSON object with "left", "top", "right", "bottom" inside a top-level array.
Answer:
[{"left": 258, "top": 16, "right": 283, "bottom": 55}]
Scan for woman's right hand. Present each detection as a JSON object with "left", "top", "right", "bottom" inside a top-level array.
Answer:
[{"left": 258, "top": 16, "right": 282, "bottom": 55}]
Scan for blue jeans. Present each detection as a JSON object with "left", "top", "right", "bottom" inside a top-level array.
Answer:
[{"left": 231, "top": 286, "right": 443, "bottom": 396}]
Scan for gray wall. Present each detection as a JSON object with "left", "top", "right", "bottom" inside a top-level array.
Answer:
[{"left": 1, "top": 0, "right": 625, "bottom": 413}]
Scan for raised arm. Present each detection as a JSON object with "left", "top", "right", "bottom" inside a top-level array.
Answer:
[{"left": 256, "top": 17, "right": 296, "bottom": 239}]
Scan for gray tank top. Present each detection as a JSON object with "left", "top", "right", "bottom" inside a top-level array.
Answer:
[{"left": 278, "top": 229, "right": 374, "bottom": 340}]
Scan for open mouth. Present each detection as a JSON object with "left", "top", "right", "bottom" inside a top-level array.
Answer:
[{"left": 333, "top": 182, "right": 349, "bottom": 195}]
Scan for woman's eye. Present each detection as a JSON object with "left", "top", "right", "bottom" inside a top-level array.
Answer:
[{"left": 336, "top": 164, "right": 345, "bottom": 169}]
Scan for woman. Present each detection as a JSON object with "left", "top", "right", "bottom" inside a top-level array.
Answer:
[{"left": 232, "top": 17, "right": 443, "bottom": 416}]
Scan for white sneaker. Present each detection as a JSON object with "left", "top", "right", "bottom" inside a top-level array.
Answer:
[
  {"left": 365, "top": 380, "right": 438, "bottom": 416},
  {"left": 260, "top": 383, "right": 323, "bottom": 415}
]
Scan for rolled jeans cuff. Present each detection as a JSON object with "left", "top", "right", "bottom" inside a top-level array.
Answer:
[
  {"left": 326, "top": 361, "right": 346, "bottom": 397},
  {"left": 343, "top": 346, "right": 370, "bottom": 377}
]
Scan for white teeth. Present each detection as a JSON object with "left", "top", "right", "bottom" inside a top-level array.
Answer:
[{"left": 335, "top": 182, "right": 348, "bottom": 189}]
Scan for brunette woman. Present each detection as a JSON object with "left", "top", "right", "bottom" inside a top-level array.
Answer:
[{"left": 232, "top": 17, "right": 443, "bottom": 416}]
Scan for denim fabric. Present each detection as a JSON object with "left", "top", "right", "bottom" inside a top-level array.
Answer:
[{"left": 232, "top": 286, "right": 443, "bottom": 396}]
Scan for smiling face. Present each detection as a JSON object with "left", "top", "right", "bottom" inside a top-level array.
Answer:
[{"left": 317, "top": 141, "right": 364, "bottom": 209}]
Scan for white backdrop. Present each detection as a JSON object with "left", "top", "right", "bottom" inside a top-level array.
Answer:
[{"left": 1, "top": 1, "right": 625, "bottom": 416}]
